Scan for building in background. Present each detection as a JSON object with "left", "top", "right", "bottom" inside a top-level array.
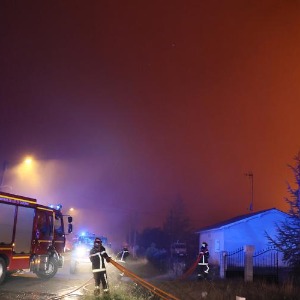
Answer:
[{"left": 196, "top": 208, "right": 288, "bottom": 265}]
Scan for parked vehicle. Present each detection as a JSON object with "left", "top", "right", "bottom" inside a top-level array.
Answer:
[{"left": 0, "top": 191, "right": 72, "bottom": 284}]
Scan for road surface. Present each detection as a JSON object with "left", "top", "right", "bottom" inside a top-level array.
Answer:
[{"left": 0, "top": 252, "right": 117, "bottom": 299}]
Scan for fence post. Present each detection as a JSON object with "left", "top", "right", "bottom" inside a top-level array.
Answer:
[
  {"left": 220, "top": 251, "right": 227, "bottom": 279},
  {"left": 244, "top": 245, "right": 255, "bottom": 282}
]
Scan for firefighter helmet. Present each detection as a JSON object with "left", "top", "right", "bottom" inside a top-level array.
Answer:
[{"left": 94, "top": 237, "right": 102, "bottom": 244}]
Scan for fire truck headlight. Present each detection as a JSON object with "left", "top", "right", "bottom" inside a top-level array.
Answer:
[{"left": 75, "top": 246, "right": 87, "bottom": 258}]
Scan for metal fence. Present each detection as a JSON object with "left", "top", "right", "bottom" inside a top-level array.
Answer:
[
  {"left": 253, "top": 247, "right": 279, "bottom": 282},
  {"left": 225, "top": 246, "right": 279, "bottom": 281},
  {"left": 225, "top": 247, "right": 244, "bottom": 278}
]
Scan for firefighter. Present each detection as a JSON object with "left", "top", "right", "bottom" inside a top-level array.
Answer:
[
  {"left": 116, "top": 244, "right": 130, "bottom": 277},
  {"left": 89, "top": 237, "right": 111, "bottom": 296},
  {"left": 197, "top": 242, "right": 209, "bottom": 280},
  {"left": 116, "top": 244, "right": 130, "bottom": 263}
]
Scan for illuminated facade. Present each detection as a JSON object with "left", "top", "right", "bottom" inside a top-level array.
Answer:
[{"left": 196, "top": 208, "right": 288, "bottom": 265}]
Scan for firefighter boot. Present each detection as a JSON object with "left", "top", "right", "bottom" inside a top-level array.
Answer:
[{"left": 94, "top": 286, "right": 100, "bottom": 296}]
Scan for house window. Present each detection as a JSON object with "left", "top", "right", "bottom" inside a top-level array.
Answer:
[
  {"left": 215, "top": 240, "right": 220, "bottom": 252},
  {"left": 0, "top": 203, "right": 15, "bottom": 244}
]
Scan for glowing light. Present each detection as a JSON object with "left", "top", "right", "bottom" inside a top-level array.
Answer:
[
  {"left": 48, "top": 204, "right": 62, "bottom": 211},
  {"left": 24, "top": 157, "right": 33, "bottom": 165},
  {"left": 17, "top": 155, "right": 36, "bottom": 174},
  {"left": 75, "top": 246, "right": 88, "bottom": 258}
]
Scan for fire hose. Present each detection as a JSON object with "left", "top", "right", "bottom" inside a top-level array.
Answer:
[
  {"left": 51, "top": 258, "right": 180, "bottom": 300},
  {"left": 178, "top": 254, "right": 202, "bottom": 280},
  {"left": 110, "top": 259, "right": 180, "bottom": 300},
  {"left": 51, "top": 276, "right": 94, "bottom": 299}
]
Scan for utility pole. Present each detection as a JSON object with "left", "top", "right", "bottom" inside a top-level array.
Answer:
[{"left": 245, "top": 171, "right": 254, "bottom": 212}]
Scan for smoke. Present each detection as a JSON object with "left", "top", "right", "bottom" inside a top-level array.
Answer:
[{"left": 2, "top": 156, "right": 168, "bottom": 247}]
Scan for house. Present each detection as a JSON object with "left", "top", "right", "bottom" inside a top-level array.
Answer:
[{"left": 196, "top": 208, "right": 289, "bottom": 265}]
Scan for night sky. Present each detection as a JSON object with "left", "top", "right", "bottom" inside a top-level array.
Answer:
[{"left": 1, "top": 1, "right": 300, "bottom": 246}]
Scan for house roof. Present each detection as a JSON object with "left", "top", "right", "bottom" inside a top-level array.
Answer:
[{"left": 196, "top": 208, "right": 287, "bottom": 233}]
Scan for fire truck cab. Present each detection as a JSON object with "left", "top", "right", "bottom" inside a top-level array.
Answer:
[{"left": 0, "top": 192, "right": 72, "bottom": 284}]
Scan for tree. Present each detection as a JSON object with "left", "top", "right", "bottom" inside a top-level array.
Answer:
[
  {"left": 163, "top": 195, "right": 192, "bottom": 245},
  {"left": 267, "top": 153, "right": 300, "bottom": 277},
  {"left": 137, "top": 227, "right": 168, "bottom": 250}
]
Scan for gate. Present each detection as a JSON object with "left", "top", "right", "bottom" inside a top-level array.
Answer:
[
  {"left": 253, "top": 247, "right": 279, "bottom": 282},
  {"left": 225, "top": 247, "right": 244, "bottom": 278}
]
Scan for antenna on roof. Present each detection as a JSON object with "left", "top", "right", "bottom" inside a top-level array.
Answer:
[{"left": 244, "top": 171, "right": 254, "bottom": 212}]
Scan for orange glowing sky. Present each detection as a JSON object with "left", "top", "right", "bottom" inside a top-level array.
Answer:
[{"left": 1, "top": 1, "right": 300, "bottom": 244}]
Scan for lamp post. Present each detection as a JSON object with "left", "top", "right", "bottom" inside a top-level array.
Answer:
[{"left": 0, "top": 156, "right": 36, "bottom": 192}]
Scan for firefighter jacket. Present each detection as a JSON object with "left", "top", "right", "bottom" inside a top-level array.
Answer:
[
  {"left": 89, "top": 245, "right": 109, "bottom": 273},
  {"left": 116, "top": 247, "right": 130, "bottom": 262},
  {"left": 198, "top": 246, "right": 209, "bottom": 264}
]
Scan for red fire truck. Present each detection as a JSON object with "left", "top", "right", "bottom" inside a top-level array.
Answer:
[{"left": 0, "top": 191, "right": 73, "bottom": 284}]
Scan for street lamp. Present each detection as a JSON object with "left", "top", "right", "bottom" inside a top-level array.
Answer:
[
  {"left": 65, "top": 207, "right": 76, "bottom": 218},
  {"left": 0, "top": 155, "right": 36, "bottom": 192},
  {"left": 24, "top": 157, "right": 33, "bottom": 165}
]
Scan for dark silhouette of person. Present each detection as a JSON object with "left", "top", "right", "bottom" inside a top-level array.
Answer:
[
  {"left": 197, "top": 242, "right": 209, "bottom": 279},
  {"left": 89, "top": 237, "right": 111, "bottom": 295},
  {"left": 116, "top": 244, "right": 130, "bottom": 276}
]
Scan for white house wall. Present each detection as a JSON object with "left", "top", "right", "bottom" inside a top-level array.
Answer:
[
  {"left": 198, "top": 209, "right": 288, "bottom": 266},
  {"left": 223, "top": 211, "right": 287, "bottom": 252},
  {"left": 199, "top": 229, "right": 224, "bottom": 265}
]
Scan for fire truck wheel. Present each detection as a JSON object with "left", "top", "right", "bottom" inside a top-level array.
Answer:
[
  {"left": 37, "top": 258, "right": 58, "bottom": 279},
  {"left": 0, "top": 257, "right": 7, "bottom": 284}
]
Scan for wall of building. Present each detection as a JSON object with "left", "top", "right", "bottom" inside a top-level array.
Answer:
[
  {"left": 223, "top": 211, "right": 287, "bottom": 252},
  {"left": 199, "top": 229, "right": 224, "bottom": 264},
  {"left": 198, "top": 210, "right": 288, "bottom": 266}
]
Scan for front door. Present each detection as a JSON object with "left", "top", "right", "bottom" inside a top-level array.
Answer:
[{"left": 32, "top": 209, "right": 53, "bottom": 255}]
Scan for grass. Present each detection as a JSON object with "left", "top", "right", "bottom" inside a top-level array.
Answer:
[
  {"left": 82, "top": 279, "right": 300, "bottom": 300},
  {"left": 80, "top": 259, "right": 300, "bottom": 300},
  {"left": 156, "top": 278, "right": 300, "bottom": 300}
]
